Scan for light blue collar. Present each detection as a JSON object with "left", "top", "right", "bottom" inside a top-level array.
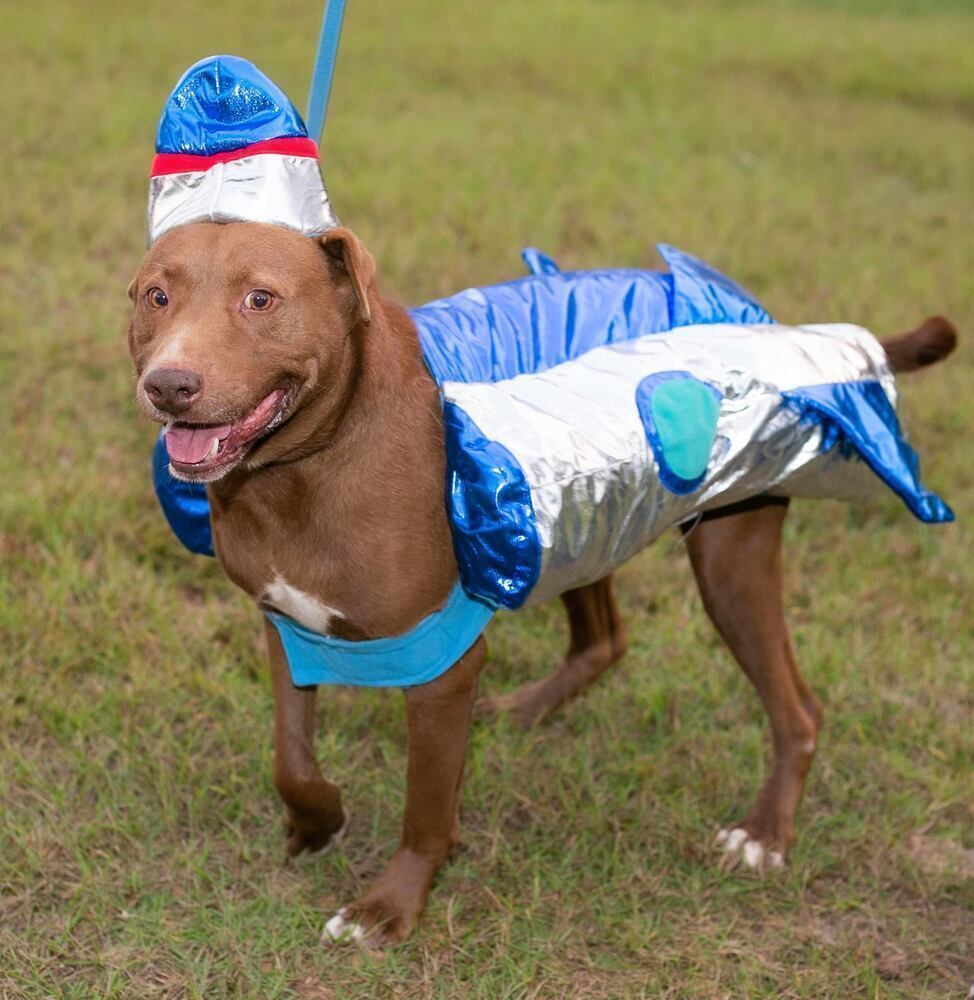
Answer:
[{"left": 267, "top": 582, "right": 495, "bottom": 688}]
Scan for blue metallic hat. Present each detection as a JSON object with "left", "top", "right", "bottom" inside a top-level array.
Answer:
[{"left": 147, "top": 55, "right": 338, "bottom": 244}]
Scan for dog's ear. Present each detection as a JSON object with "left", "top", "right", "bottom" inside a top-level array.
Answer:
[
  {"left": 319, "top": 227, "right": 374, "bottom": 326},
  {"left": 126, "top": 276, "right": 138, "bottom": 301}
]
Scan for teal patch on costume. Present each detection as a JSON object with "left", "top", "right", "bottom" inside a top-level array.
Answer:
[
  {"left": 636, "top": 372, "right": 722, "bottom": 494},
  {"left": 268, "top": 582, "right": 495, "bottom": 688},
  {"left": 651, "top": 379, "right": 722, "bottom": 480}
]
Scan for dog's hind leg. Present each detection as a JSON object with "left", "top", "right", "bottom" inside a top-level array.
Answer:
[
  {"left": 265, "top": 620, "right": 347, "bottom": 859},
  {"left": 683, "top": 497, "right": 823, "bottom": 872},
  {"left": 478, "top": 575, "right": 628, "bottom": 729}
]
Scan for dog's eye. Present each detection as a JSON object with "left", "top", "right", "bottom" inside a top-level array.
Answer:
[
  {"left": 244, "top": 289, "right": 274, "bottom": 311},
  {"left": 146, "top": 287, "right": 169, "bottom": 309}
]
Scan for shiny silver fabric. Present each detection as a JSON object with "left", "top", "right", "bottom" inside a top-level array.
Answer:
[
  {"left": 147, "top": 154, "right": 339, "bottom": 245},
  {"left": 442, "top": 322, "right": 893, "bottom": 608}
]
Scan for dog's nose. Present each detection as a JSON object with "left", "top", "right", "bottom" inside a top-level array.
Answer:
[{"left": 143, "top": 367, "right": 203, "bottom": 415}]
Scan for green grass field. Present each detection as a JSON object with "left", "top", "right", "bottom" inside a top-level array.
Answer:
[{"left": 2, "top": 0, "right": 972, "bottom": 996}]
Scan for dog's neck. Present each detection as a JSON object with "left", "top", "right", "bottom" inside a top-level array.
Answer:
[{"left": 207, "top": 295, "right": 458, "bottom": 639}]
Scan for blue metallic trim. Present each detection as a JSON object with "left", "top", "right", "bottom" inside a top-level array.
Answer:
[
  {"left": 152, "top": 434, "right": 214, "bottom": 556},
  {"left": 658, "top": 244, "right": 773, "bottom": 327},
  {"left": 442, "top": 402, "right": 541, "bottom": 610},
  {"left": 521, "top": 247, "right": 561, "bottom": 276},
  {"left": 636, "top": 372, "right": 723, "bottom": 495},
  {"left": 157, "top": 55, "right": 309, "bottom": 155},
  {"left": 781, "top": 381, "right": 954, "bottom": 524},
  {"left": 412, "top": 245, "right": 771, "bottom": 386},
  {"left": 412, "top": 270, "right": 675, "bottom": 384},
  {"left": 268, "top": 582, "right": 494, "bottom": 688},
  {"left": 412, "top": 271, "right": 661, "bottom": 384}
]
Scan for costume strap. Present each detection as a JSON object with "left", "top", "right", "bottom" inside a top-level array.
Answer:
[{"left": 268, "top": 582, "right": 495, "bottom": 688}]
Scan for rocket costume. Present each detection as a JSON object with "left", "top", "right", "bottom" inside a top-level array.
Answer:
[{"left": 148, "top": 56, "right": 953, "bottom": 687}]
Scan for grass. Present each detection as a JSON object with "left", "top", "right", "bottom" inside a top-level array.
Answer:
[{"left": 1, "top": 0, "right": 972, "bottom": 995}]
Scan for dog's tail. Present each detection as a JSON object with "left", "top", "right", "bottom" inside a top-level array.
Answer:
[{"left": 882, "top": 316, "right": 958, "bottom": 373}]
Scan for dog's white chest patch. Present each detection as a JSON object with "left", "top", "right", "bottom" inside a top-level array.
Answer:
[{"left": 262, "top": 575, "right": 342, "bottom": 634}]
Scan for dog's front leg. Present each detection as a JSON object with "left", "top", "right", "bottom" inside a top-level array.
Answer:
[
  {"left": 324, "top": 634, "right": 487, "bottom": 948},
  {"left": 265, "top": 620, "right": 347, "bottom": 858}
]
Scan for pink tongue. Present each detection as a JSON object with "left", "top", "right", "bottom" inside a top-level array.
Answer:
[{"left": 165, "top": 424, "right": 232, "bottom": 465}]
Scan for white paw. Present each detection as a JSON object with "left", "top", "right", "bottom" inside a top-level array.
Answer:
[
  {"left": 715, "top": 827, "right": 784, "bottom": 872},
  {"left": 322, "top": 908, "right": 366, "bottom": 945}
]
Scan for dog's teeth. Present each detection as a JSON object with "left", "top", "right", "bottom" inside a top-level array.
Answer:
[
  {"left": 162, "top": 423, "right": 172, "bottom": 437},
  {"left": 208, "top": 438, "right": 220, "bottom": 459}
]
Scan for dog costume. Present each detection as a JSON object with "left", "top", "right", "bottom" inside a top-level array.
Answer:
[{"left": 148, "top": 57, "right": 953, "bottom": 686}]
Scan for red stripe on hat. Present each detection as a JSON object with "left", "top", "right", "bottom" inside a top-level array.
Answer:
[{"left": 150, "top": 137, "right": 319, "bottom": 176}]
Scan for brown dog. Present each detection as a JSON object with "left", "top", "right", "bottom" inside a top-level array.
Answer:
[{"left": 128, "top": 220, "right": 956, "bottom": 947}]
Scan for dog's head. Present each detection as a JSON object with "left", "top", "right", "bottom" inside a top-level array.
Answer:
[{"left": 128, "top": 221, "right": 374, "bottom": 482}]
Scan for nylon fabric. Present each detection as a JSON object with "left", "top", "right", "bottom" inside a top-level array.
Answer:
[
  {"left": 157, "top": 55, "right": 309, "bottom": 155},
  {"left": 148, "top": 55, "right": 338, "bottom": 245},
  {"left": 412, "top": 244, "right": 772, "bottom": 387},
  {"left": 268, "top": 582, "right": 494, "bottom": 688},
  {"left": 781, "top": 381, "right": 954, "bottom": 523},
  {"left": 659, "top": 243, "right": 771, "bottom": 327},
  {"left": 152, "top": 435, "right": 214, "bottom": 555},
  {"left": 636, "top": 373, "right": 723, "bottom": 492},
  {"left": 440, "top": 321, "right": 950, "bottom": 609},
  {"left": 148, "top": 153, "right": 338, "bottom": 244},
  {"left": 442, "top": 402, "right": 541, "bottom": 607}
]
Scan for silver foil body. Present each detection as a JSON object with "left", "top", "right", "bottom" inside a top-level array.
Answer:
[
  {"left": 147, "top": 154, "right": 339, "bottom": 245},
  {"left": 442, "top": 323, "right": 895, "bottom": 608}
]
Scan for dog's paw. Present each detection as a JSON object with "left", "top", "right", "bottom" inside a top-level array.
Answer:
[
  {"left": 322, "top": 908, "right": 368, "bottom": 946},
  {"left": 285, "top": 810, "right": 348, "bottom": 861},
  {"left": 715, "top": 827, "right": 784, "bottom": 874},
  {"left": 321, "top": 897, "right": 417, "bottom": 949}
]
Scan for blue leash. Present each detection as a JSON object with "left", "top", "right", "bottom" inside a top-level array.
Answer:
[{"left": 305, "top": 0, "right": 347, "bottom": 145}]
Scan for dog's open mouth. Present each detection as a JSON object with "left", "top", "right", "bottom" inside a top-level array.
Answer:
[{"left": 163, "top": 386, "right": 293, "bottom": 478}]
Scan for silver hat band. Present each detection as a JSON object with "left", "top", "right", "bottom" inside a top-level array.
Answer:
[{"left": 147, "top": 153, "right": 339, "bottom": 245}]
